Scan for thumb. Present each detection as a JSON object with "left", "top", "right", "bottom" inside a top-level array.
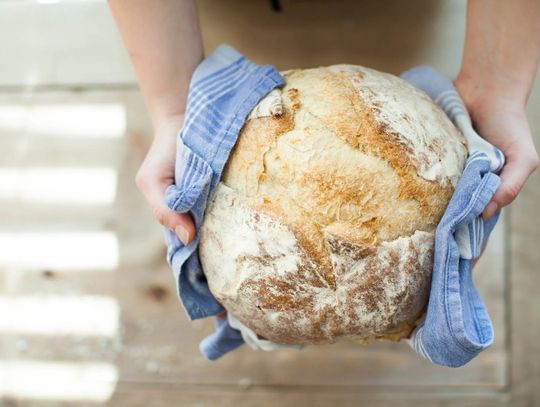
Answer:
[{"left": 137, "top": 175, "right": 196, "bottom": 245}]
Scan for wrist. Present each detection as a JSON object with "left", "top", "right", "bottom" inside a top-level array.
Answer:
[
  {"left": 153, "top": 112, "right": 185, "bottom": 139},
  {"left": 455, "top": 68, "right": 529, "bottom": 112},
  {"left": 454, "top": 70, "right": 528, "bottom": 120}
]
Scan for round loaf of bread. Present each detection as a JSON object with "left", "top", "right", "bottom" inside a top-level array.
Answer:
[{"left": 199, "top": 65, "right": 467, "bottom": 345}]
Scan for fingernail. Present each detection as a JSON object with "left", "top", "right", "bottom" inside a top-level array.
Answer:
[
  {"left": 175, "top": 225, "right": 189, "bottom": 245},
  {"left": 483, "top": 201, "right": 498, "bottom": 220}
]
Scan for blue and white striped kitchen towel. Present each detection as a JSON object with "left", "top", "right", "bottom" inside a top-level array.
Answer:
[
  {"left": 401, "top": 66, "right": 505, "bottom": 367},
  {"left": 163, "top": 44, "right": 506, "bottom": 365},
  {"left": 162, "top": 44, "right": 284, "bottom": 359}
]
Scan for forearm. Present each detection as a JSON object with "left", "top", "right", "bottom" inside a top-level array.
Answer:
[
  {"left": 108, "top": 0, "right": 203, "bottom": 128},
  {"left": 454, "top": 0, "right": 539, "bottom": 217},
  {"left": 457, "top": 0, "right": 540, "bottom": 107}
]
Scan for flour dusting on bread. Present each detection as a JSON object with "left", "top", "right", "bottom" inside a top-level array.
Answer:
[{"left": 199, "top": 65, "right": 467, "bottom": 344}]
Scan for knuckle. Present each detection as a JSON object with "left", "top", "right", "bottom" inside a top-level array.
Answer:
[
  {"left": 152, "top": 206, "right": 168, "bottom": 226},
  {"left": 500, "top": 183, "right": 521, "bottom": 204}
]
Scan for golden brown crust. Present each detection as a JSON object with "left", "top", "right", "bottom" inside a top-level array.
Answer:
[
  {"left": 202, "top": 65, "right": 467, "bottom": 344},
  {"left": 200, "top": 185, "right": 434, "bottom": 344}
]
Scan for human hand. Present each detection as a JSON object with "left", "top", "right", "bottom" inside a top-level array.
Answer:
[
  {"left": 454, "top": 74, "right": 539, "bottom": 220},
  {"left": 135, "top": 115, "right": 196, "bottom": 245}
]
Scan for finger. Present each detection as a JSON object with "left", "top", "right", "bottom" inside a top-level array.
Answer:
[
  {"left": 137, "top": 175, "right": 196, "bottom": 245},
  {"left": 482, "top": 151, "right": 539, "bottom": 219},
  {"left": 153, "top": 201, "right": 196, "bottom": 245},
  {"left": 216, "top": 310, "right": 227, "bottom": 319}
]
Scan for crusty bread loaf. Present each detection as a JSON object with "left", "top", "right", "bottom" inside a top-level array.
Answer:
[{"left": 199, "top": 65, "right": 467, "bottom": 345}]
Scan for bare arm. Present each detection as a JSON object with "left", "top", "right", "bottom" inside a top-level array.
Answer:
[
  {"left": 455, "top": 0, "right": 540, "bottom": 219},
  {"left": 108, "top": 0, "right": 203, "bottom": 244}
]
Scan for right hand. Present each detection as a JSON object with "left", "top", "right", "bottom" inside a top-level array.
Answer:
[{"left": 135, "top": 114, "right": 195, "bottom": 245}]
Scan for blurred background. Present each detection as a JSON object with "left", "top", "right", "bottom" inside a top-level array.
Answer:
[{"left": 0, "top": 0, "right": 539, "bottom": 406}]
